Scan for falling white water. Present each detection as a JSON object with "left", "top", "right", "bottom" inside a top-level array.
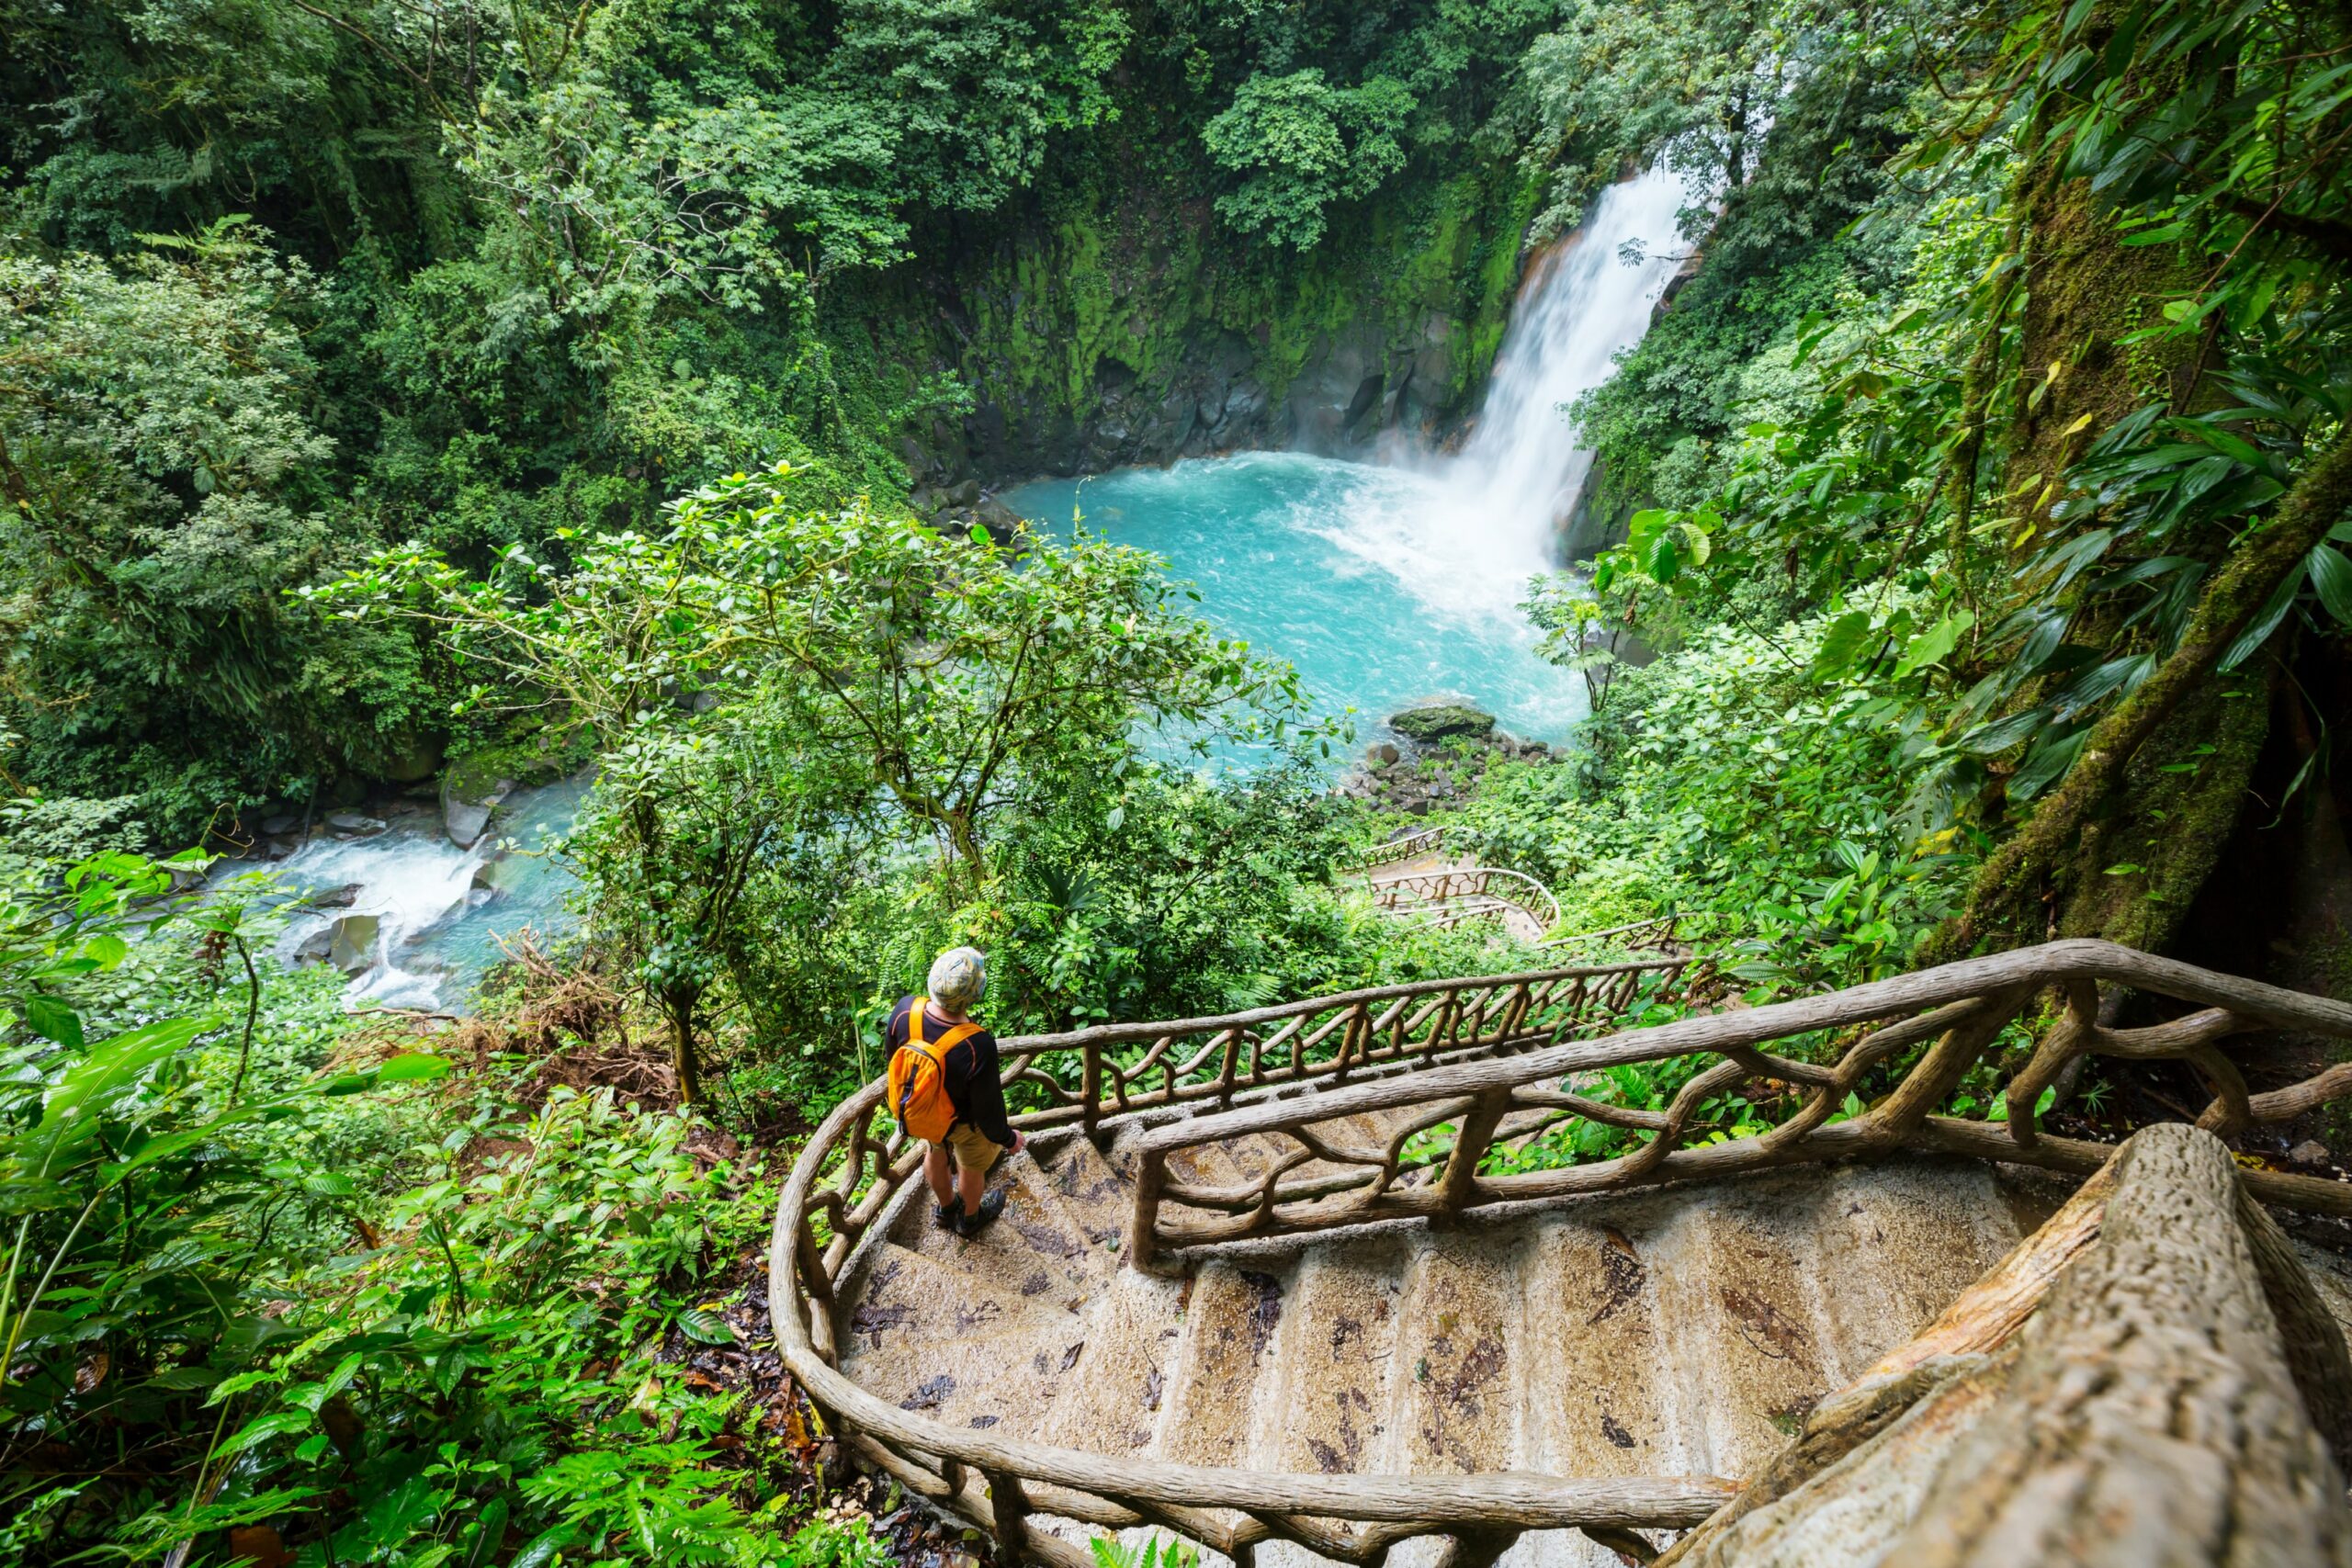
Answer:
[
  {"left": 1295, "top": 164, "right": 1691, "bottom": 625},
  {"left": 1445, "top": 164, "right": 1690, "bottom": 558},
  {"left": 209, "top": 775, "right": 587, "bottom": 1011},
  {"left": 1005, "top": 164, "right": 1694, "bottom": 745}
]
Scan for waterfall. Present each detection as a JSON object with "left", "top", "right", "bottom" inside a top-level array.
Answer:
[
  {"left": 1289, "top": 164, "right": 1690, "bottom": 628},
  {"left": 1443, "top": 165, "right": 1690, "bottom": 558}
]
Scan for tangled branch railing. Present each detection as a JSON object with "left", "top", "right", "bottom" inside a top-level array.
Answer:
[
  {"left": 770, "top": 941, "right": 2352, "bottom": 1568},
  {"left": 1337, "top": 823, "right": 1455, "bottom": 874},
  {"left": 1125, "top": 940, "right": 2352, "bottom": 1269},
  {"left": 1368, "top": 865, "right": 1563, "bottom": 936}
]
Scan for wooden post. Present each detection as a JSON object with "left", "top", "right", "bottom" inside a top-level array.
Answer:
[
  {"left": 1436, "top": 1089, "right": 1510, "bottom": 1211},
  {"left": 983, "top": 1469, "right": 1030, "bottom": 1567},
  {"left": 1080, "top": 1043, "right": 1102, "bottom": 1145},
  {"left": 1126, "top": 1149, "right": 1167, "bottom": 1274},
  {"left": 1217, "top": 1028, "right": 1241, "bottom": 1109}
]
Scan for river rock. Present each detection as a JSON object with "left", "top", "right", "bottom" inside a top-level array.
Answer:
[
  {"left": 260, "top": 812, "right": 300, "bottom": 837},
  {"left": 311, "top": 883, "right": 362, "bottom": 909},
  {"left": 326, "top": 811, "right": 387, "bottom": 838},
  {"left": 1369, "top": 742, "right": 1400, "bottom": 769},
  {"left": 442, "top": 775, "right": 514, "bottom": 850},
  {"left": 1388, "top": 704, "right": 1496, "bottom": 742},
  {"left": 327, "top": 913, "right": 380, "bottom": 975},
  {"left": 972, "top": 495, "right": 1023, "bottom": 545}
]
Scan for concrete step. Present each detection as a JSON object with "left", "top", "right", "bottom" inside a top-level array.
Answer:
[
  {"left": 836, "top": 1258, "right": 1091, "bottom": 1440},
  {"left": 1157, "top": 1258, "right": 1294, "bottom": 1469},
  {"left": 1649, "top": 1184, "right": 1842, "bottom": 1476},
  {"left": 1387, "top": 1237, "right": 1526, "bottom": 1476},
  {"left": 895, "top": 1147, "right": 1111, "bottom": 1308},
  {"left": 1808, "top": 1157, "right": 2018, "bottom": 1371},
  {"left": 1251, "top": 1241, "right": 1409, "bottom": 1477},
  {"left": 1033, "top": 1133, "right": 1136, "bottom": 1248},
  {"left": 1035, "top": 1264, "right": 1189, "bottom": 1456}
]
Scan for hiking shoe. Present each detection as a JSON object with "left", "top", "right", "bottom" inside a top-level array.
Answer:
[
  {"left": 953, "top": 1189, "right": 1007, "bottom": 1238},
  {"left": 933, "top": 1199, "right": 959, "bottom": 1231}
]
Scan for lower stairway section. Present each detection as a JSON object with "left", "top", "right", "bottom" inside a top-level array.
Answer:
[{"left": 831, "top": 1127, "right": 2067, "bottom": 1566}]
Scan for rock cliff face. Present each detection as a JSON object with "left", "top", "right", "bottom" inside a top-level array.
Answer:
[{"left": 893, "top": 170, "right": 1536, "bottom": 491}]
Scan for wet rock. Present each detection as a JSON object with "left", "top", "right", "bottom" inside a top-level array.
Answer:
[
  {"left": 327, "top": 913, "right": 380, "bottom": 975},
  {"left": 311, "top": 883, "right": 362, "bottom": 909},
  {"left": 326, "top": 811, "right": 387, "bottom": 838},
  {"left": 444, "top": 799, "right": 492, "bottom": 850},
  {"left": 1369, "top": 742, "right": 1401, "bottom": 768},
  {"left": 972, "top": 495, "right": 1023, "bottom": 545},
  {"left": 260, "top": 813, "right": 300, "bottom": 837},
  {"left": 1388, "top": 704, "right": 1496, "bottom": 742},
  {"left": 442, "top": 775, "right": 514, "bottom": 850}
]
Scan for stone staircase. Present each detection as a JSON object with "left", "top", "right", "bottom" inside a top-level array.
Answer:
[
  {"left": 830, "top": 1114, "right": 2064, "bottom": 1565},
  {"left": 780, "top": 942, "right": 2352, "bottom": 1567}
]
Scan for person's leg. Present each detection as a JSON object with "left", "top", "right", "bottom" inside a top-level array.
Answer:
[
  {"left": 924, "top": 1141, "right": 956, "bottom": 1208},
  {"left": 946, "top": 1125, "right": 1008, "bottom": 1232}
]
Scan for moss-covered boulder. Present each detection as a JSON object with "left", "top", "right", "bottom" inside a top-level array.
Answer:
[{"left": 1389, "top": 704, "right": 1496, "bottom": 742}]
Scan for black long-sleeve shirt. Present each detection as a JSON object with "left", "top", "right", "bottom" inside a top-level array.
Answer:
[{"left": 887, "top": 995, "right": 1013, "bottom": 1146}]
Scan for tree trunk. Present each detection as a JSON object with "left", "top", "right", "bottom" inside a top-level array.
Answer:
[
  {"left": 1924, "top": 432, "right": 2352, "bottom": 963},
  {"left": 1663, "top": 1124, "right": 2352, "bottom": 1565},
  {"left": 666, "top": 987, "right": 704, "bottom": 1105}
]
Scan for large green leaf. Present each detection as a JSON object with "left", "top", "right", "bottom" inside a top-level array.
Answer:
[
  {"left": 2307, "top": 544, "right": 2352, "bottom": 626},
  {"left": 19, "top": 1018, "right": 209, "bottom": 1180}
]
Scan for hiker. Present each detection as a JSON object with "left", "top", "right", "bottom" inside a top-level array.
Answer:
[{"left": 885, "top": 946, "right": 1023, "bottom": 1237}]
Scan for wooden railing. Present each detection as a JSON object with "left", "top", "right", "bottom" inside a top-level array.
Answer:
[
  {"left": 1123, "top": 939, "right": 2352, "bottom": 1270},
  {"left": 1337, "top": 822, "right": 1455, "bottom": 874},
  {"left": 768, "top": 941, "right": 2352, "bottom": 1568},
  {"left": 1540, "top": 911, "right": 1704, "bottom": 953},
  {"left": 766, "top": 956, "right": 1729, "bottom": 1568},
  {"left": 1368, "top": 865, "right": 1563, "bottom": 936}
]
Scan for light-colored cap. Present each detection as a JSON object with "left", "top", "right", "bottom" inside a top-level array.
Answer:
[{"left": 927, "top": 946, "right": 987, "bottom": 1013}]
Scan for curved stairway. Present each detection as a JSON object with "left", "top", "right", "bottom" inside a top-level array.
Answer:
[
  {"left": 776, "top": 942, "right": 2352, "bottom": 1567},
  {"left": 832, "top": 1123, "right": 2052, "bottom": 1566}
]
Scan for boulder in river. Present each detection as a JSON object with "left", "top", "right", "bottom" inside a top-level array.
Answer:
[
  {"left": 442, "top": 775, "right": 514, "bottom": 850},
  {"left": 1387, "top": 704, "right": 1497, "bottom": 742},
  {"left": 311, "top": 883, "right": 362, "bottom": 909},
  {"left": 326, "top": 811, "right": 388, "bottom": 838},
  {"left": 327, "top": 913, "right": 380, "bottom": 975}
]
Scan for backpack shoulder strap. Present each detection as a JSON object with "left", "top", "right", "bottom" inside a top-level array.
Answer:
[{"left": 906, "top": 1001, "right": 980, "bottom": 1063}]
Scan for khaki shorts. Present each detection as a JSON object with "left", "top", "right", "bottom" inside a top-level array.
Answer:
[{"left": 933, "top": 1121, "right": 1004, "bottom": 1175}]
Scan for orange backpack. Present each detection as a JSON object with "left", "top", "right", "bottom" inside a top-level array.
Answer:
[{"left": 885, "top": 998, "right": 979, "bottom": 1143}]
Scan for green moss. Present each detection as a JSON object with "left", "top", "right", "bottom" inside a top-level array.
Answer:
[
  {"left": 944, "top": 156, "right": 1534, "bottom": 444},
  {"left": 445, "top": 719, "right": 594, "bottom": 799}
]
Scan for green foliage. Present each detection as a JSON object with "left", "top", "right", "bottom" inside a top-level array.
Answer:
[
  {"left": 0, "top": 836, "right": 849, "bottom": 1567},
  {"left": 1093, "top": 1530, "right": 1203, "bottom": 1568},
  {"left": 1203, "top": 69, "right": 1417, "bottom": 250},
  {"left": 0, "top": 227, "right": 432, "bottom": 838},
  {"left": 1472, "top": 603, "right": 1972, "bottom": 989}
]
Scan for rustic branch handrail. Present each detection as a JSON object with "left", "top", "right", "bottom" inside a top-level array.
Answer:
[
  {"left": 1120, "top": 938, "right": 2352, "bottom": 1270},
  {"left": 769, "top": 939, "right": 2352, "bottom": 1568},
  {"left": 1541, "top": 911, "right": 1715, "bottom": 953},
  {"left": 1368, "top": 864, "right": 1563, "bottom": 936},
  {"left": 1336, "top": 822, "right": 1457, "bottom": 873}
]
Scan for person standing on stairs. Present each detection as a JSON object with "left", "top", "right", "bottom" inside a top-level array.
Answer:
[{"left": 885, "top": 946, "right": 1024, "bottom": 1238}]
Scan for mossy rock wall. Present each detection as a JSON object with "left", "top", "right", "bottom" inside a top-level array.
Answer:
[{"left": 883, "top": 164, "right": 1538, "bottom": 485}]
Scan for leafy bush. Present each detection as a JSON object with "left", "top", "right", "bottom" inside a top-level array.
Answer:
[
  {"left": 0, "top": 845, "right": 829, "bottom": 1567},
  {"left": 1468, "top": 604, "right": 1972, "bottom": 989}
]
